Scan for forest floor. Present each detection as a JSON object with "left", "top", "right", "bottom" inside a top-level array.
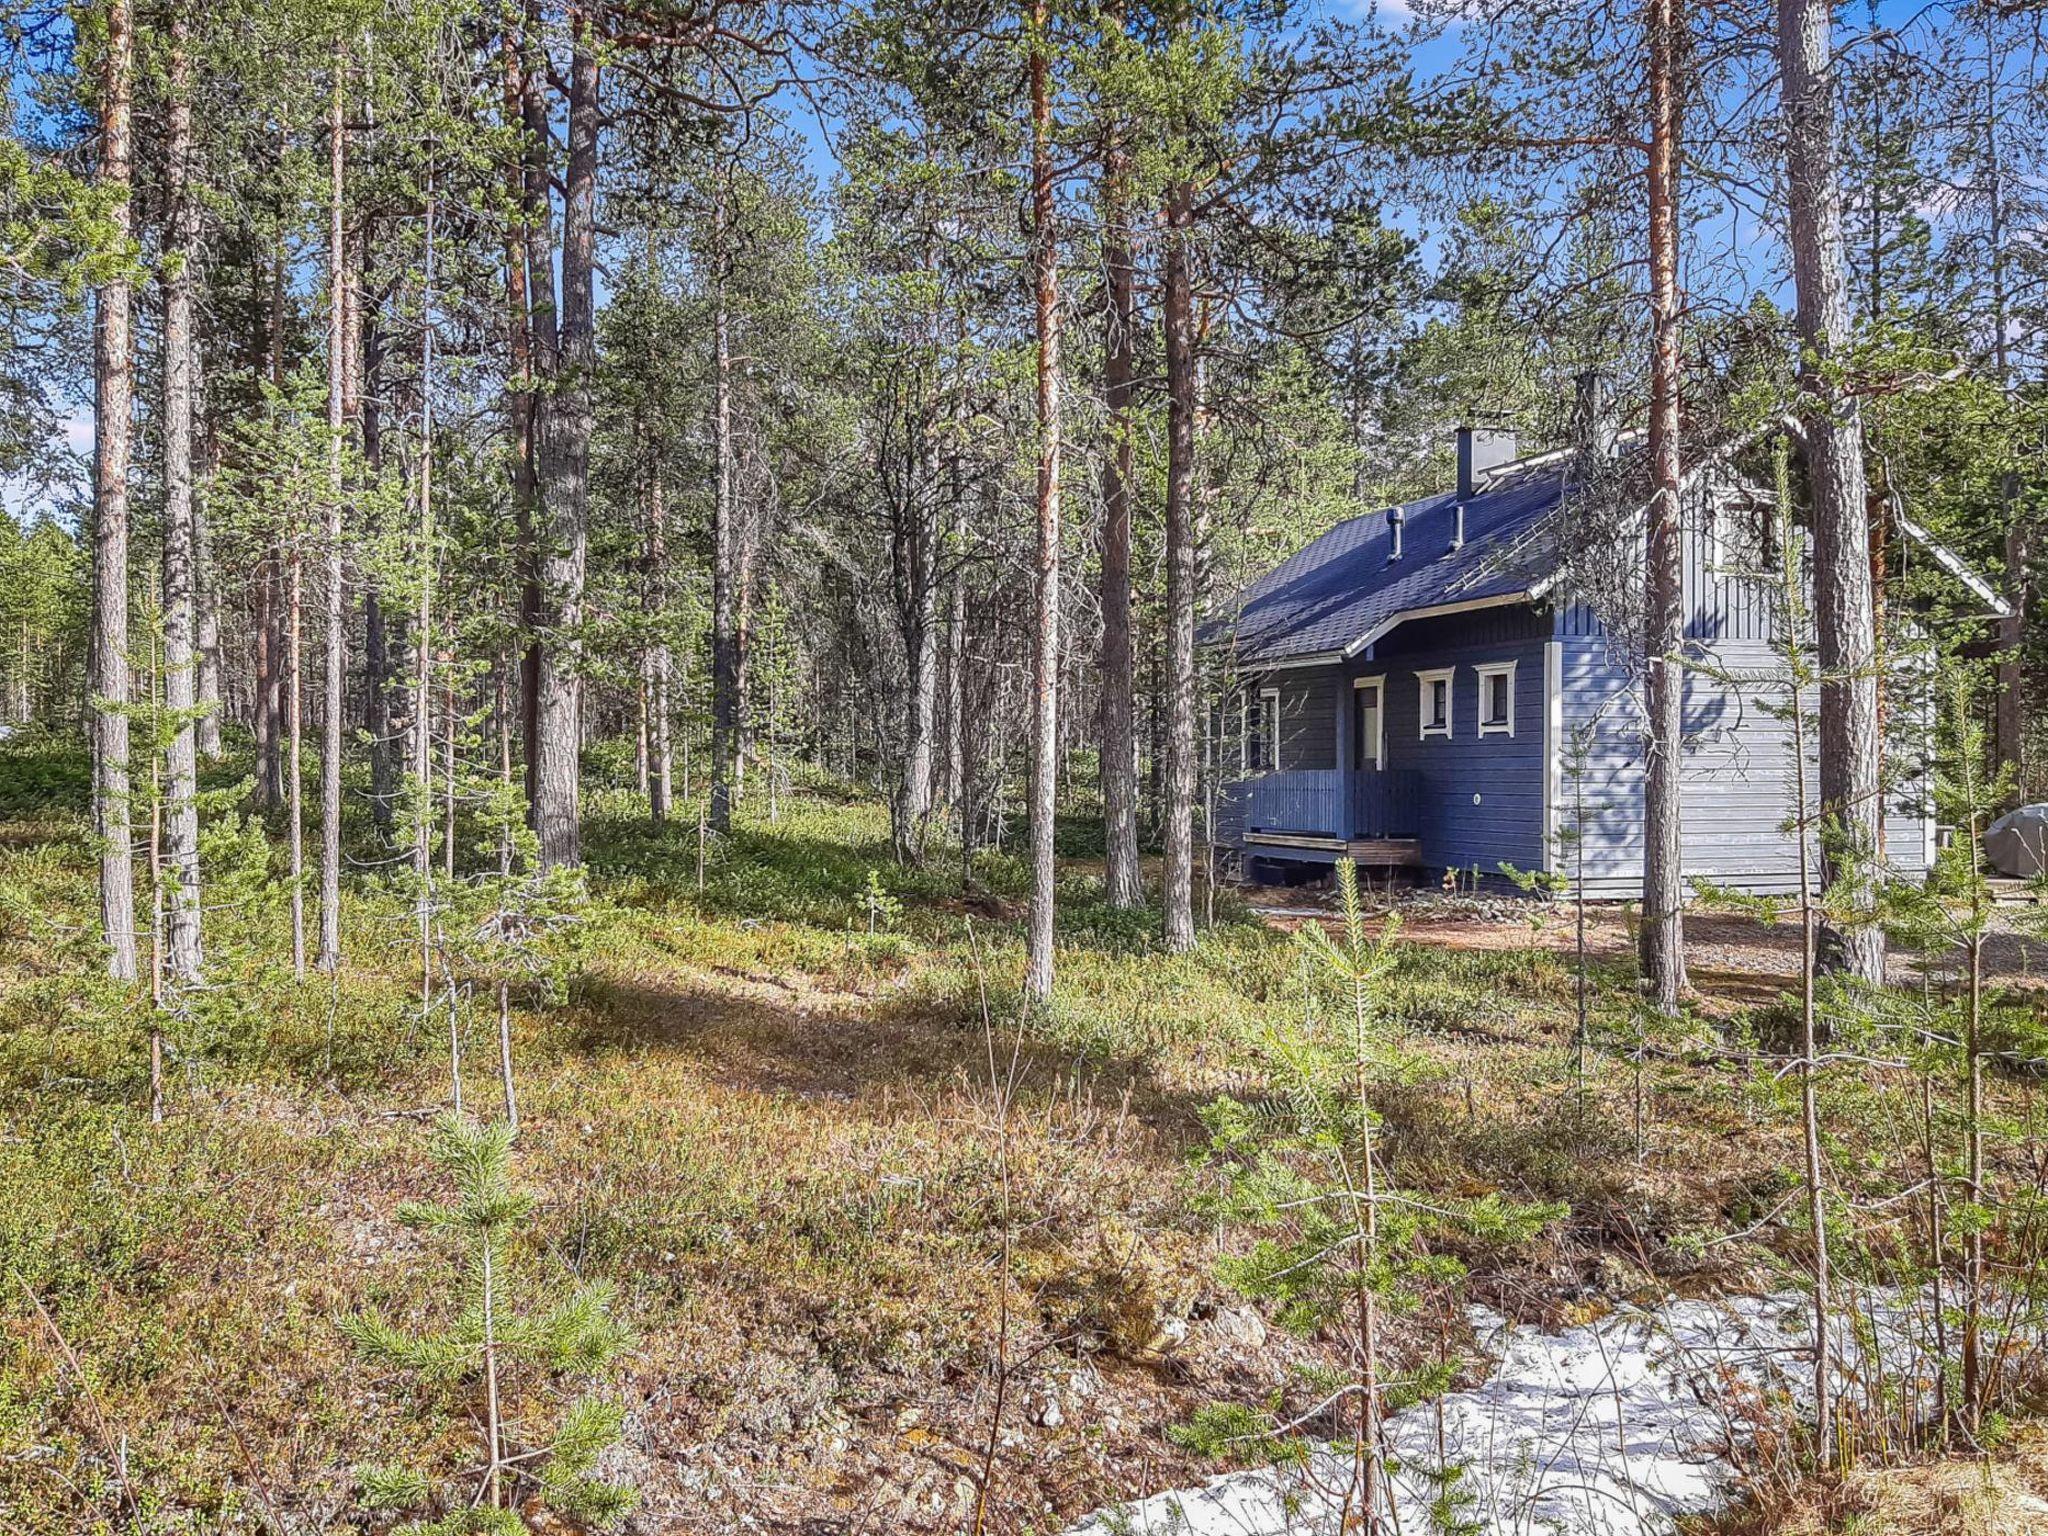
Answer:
[{"left": 1, "top": 734, "right": 2044, "bottom": 1536}]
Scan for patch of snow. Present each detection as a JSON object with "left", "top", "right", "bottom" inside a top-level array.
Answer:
[{"left": 1066, "top": 1292, "right": 1945, "bottom": 1536}]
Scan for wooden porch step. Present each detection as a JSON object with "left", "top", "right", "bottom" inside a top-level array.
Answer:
[{"left": 1347, "top": 837, "right": 1422, "bottom": 866}]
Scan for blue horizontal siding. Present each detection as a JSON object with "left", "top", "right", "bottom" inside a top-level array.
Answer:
[{"left": 1371, "top": 634, "right": 1548, "bottom": 880}]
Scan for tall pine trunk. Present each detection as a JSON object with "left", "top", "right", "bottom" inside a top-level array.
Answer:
[
  {"left": 317, "top": 47, "right": 348, "bottom": 970},
  {"left": 92, "top": 0, "right": 137, "bottom": 983},
  {"left": 1160, "top": 191, "right": 1198, "bottom": 954},
  {"left": 159, "top": 12, "right": 201, "bottom": 984},
  {"left": 501, "top": 4, "right": 541, "bottom": 829},
  {"left": 1779, "top": 0, "right": 1885, "bottom": 985},
  {"left": 1638, "top": 0, "right": 1687, "bottom": 1009},
  {"left": 709, "top": 185, "right": 740, "bottom": 836},
  {"left": 1023, "top": 2, "right": 1061, "bottom": 1002},
  {"left": 531, "top": 20, "right": 598, "bottom": 868},
  {"left": 1098, "top": 126, "right": 1141, "bottom": 912}
]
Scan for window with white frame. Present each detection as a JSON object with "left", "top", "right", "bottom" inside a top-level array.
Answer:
[
  {"left": 1417, "top": 668, "right": 1454, "bottom": 739},
  {"left": 1476, "top": 661, "right": 1516, "bottom": 737},
  {"left": 1352, "top": 676, "right": 1384, "bottom": 769},
  {"left": 1242, "top": 686, "right": 1281, "bottom": 772}
]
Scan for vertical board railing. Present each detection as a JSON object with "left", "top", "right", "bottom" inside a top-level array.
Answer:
[
  {"left": 1350, "top": 768, "right": 1422, "bottom": 839},
  {"left": 1232, "top": 767, "right": 1427, "bottom": 843},
  {"left": 1244, "top": 770, "right": 1349, "bottom": 837}
]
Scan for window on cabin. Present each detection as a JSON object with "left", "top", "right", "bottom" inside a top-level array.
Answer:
[
  {"left": 1417, "top": 669, "right": 1453, "bottom": 739},
  {"left": 1353, "top": 678, "right": 1384, "bottom": 769},
  {"left": 1243, "top": 687, "right": 1280, "bottom": 772},
  {"left": 1477, "top": 661, "right": 1516, "bottom": 737}
]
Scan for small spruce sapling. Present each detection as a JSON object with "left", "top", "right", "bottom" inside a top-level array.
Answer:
[{"left": 344, "top": 1116, "right": 635, "bottom": 1532}]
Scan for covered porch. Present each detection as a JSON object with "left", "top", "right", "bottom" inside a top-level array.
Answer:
[{"left": 1225, "top": 766, "right": 1425, "bottom": 867}]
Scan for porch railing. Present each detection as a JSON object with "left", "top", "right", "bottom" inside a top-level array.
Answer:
[{"left": 1233, "top": 768, "right": 1422, "bottom": 842}]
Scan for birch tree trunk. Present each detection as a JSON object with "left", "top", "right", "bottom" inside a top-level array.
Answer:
[
  {"left": 1023, "top": 3, "right": 1061, "bottom": 1003},
  {"left": 92, "top": 0, "right": 137, "bottom": 983},
  {"left": 531, "top": 20, "right": 598, "bottom": 868},
  {"left": 1779, "top": 0, "right": 1885, "bottom": 985},
  {"left": 317, "top": 47, "right": 348, "bottom": 970},
  {"left": 1098, "top": 126, "right": 1142, "bottom": 913},
  {"left": 159, "top": 12, "right": 201, "bottom": 984},
  {"left": 1160, "top": 192, "right": 1198, "bottom": 954},
  {"left": 1638, "top": 0, "right": 1688, "bottom": 1010}
]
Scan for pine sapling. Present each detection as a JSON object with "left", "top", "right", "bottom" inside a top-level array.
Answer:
[{"left": 344, "top": 1116, "right": 635, "bottom": 1532}]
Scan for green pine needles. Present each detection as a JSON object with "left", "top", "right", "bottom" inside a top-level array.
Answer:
[{"left": 343, "top": 1115, "right": 635, "bottom": 1533}]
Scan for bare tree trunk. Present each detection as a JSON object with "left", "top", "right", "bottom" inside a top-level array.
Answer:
[
  {"left": 194, "top": 427, "right": 223, "bottom": 761},
  {"left": 1780, "top": 0, "right": 1885, "bottom": 985},
  {"left": 1161, "top": 191, "right": 1198, "bottom": 954},
  {"left": 1023, "top": 4, "right": 1061, "bottom": 1004},
  {"left": 709, "top": 185, "right": 740, "bottom": 836},
  {"left": 253, "top": 553, "right": 278, "bottom": 806},
  {"left": 159, "top": 14, "right": 202, "bottom": 985},
  {"left": 944, "top": 509, "right": 967, "bottom": 836},
  {"left": 530, "top": 12, "right": 597, "bottom": 869},
  {"left": 288, "top": 541, "right": 305, "bottom": 980},
  {"left": 645, "top": 448, "right": 672, "bottom": 823},
  {"left": 91, "top": 0, "right": 136, "bottom": 983},
  {"left": 891, "top": 494, "right": 940, "bottom": 859},
  {"left": 1099, "top": 125, "right": 1142, "bottom": 912},
  {"left": 317, "top": 48, "right": 348, "bottom": 971},
  {"left": 1638, "top": 0, "right": 1688, "bottom": 1009},
  {"left": 360, "top": 262, "right": 398, "bottom": 839}
]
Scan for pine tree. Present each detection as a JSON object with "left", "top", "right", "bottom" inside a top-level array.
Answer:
[{"left": 344, "top": 1116, "right": 635, "bottom": 1532}]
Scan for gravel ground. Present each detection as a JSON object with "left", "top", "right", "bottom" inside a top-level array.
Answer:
[{"left": 1245, "top": 885, "right": 2048, "bottom": 993}]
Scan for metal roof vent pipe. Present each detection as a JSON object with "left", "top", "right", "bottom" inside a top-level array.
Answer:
[
  {"left": 1386, "top": 504, "right": 1405, "bottom": 562},
  {"left": 1451, "top": 500, "right": 1465, "bottom": 552}
]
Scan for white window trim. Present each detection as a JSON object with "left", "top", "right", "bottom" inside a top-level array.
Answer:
[
  {"left": 1476, "top": 660, "right": 1517, "bottom": 737},
  {"left": 1417, "top": 668, "right": 1454, "bottom": 740},
  {"left": 1352, "top": 676, "right": 1385, "bottom": 769}
]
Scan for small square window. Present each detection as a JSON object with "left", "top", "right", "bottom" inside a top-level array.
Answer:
[
  {"left": 1417, "top": 669, "right": 1454, "bottom": 740},
  {"left": 1476, "top": 662, "right": 1516, "bottom": 737}
]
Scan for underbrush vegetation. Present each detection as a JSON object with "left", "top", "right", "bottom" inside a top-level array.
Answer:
[{"left": 3, "top": 732, "right": 2045, "bottom": 1533}]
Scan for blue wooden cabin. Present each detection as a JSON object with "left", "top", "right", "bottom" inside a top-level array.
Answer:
[{"left": 1210, "top": 428, "right": 1982, "bottom": 897}]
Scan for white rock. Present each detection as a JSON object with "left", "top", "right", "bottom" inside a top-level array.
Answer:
[{"left": 1064, "top": 1291, "right": 1964, "bottom": 1536}]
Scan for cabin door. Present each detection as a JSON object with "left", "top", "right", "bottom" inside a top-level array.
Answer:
[{"left": 1352, "top": 677, "right": 1384, "bottom": 771}]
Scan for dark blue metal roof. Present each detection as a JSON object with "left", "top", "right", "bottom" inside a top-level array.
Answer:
[{"left": 1211, "top": 462, "right": 1569, "bottom": 664}]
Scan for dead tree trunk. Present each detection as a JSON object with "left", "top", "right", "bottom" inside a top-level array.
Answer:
[
  {"left": 1779, "top": 0, "right": 1885, "bottom": 985},
  {"left": 1098, "top": 126, "right": 1142, "bottom": 912},
  {"left": 92, "top": 0, "right": 137, "bottom": 983},
  {"left": 1638, "top": 0, "right": 1688, "bottom": 1010},
  {"left": 1024, "top": 4, "right": 1062, "bottom": 1003},
  {"left": 159, "top": 12, "right": 201, "bottom": 984}
]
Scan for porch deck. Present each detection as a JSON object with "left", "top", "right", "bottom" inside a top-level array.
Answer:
[{"left": 1221, "top": 769, "right": 1425, "bottom": 867}]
